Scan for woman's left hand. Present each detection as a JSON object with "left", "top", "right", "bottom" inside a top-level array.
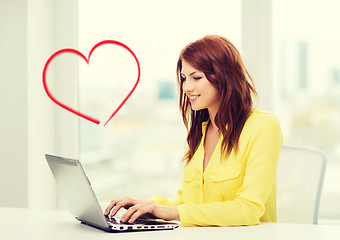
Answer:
[{"left": 104, "top": 196, "right": 180, "bottom": 223}]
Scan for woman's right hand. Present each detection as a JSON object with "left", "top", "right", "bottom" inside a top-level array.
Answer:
[{"left": 104, "top": 196, "right": 179, "bottom": 223}]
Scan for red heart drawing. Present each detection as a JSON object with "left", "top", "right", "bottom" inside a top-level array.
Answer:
[{"left": 42, "top": 40, "right": 141, "bottom": 126}]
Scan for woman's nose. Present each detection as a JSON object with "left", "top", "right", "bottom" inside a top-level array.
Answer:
[{"left": 183, "top": 79, "right": 194, "bottom": 93}]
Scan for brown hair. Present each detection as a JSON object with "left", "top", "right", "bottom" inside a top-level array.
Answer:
[{"left": 177, "top": 35, "right": 257, "bottom": 163}]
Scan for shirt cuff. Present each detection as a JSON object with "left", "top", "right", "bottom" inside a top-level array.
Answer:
[
  {"left": 148, "top": 195, "right": 173, "bottom": 206},
  {"left": 176, "top": 204, "right": 193, "bottom": 226}
]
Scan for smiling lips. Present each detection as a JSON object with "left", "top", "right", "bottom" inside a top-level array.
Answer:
[{"left": 188, "top": 94, "right": 200, "bottom": 102}]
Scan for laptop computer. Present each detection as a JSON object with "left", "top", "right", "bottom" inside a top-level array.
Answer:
[{"left": 45, "top": 154, "right": 179, "bottom": 232}]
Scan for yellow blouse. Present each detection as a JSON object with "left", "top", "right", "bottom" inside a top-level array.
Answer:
[{"left": 150, "top": 109, "right": 283, "bottom": 226}]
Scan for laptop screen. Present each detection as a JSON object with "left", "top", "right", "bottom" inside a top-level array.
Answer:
[{"left": 45, "top": 154, "right": 108, "bottom": 228}]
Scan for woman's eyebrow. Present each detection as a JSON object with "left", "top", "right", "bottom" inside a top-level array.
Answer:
[{"left": 181, "top": 71, "right": 199, "bottom": 77}]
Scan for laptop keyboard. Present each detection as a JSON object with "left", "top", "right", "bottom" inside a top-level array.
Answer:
[
  {"left": 106, "top": 208, "right": 125, "bottom": 224},
  {"left": 106, "top": 207, "right": 146, "bottom": 225},
  {"left": 107, "top": 215, "right": 152, "bottom": 225},
  {"left": 107, "top": 215, "right": 122, "bottom": 224},
  {"left": 105, "top": 208, "right": 179, "bottom": 231},
  {"left": 105, "top": 207, "right": 176, "bottom": 227}
]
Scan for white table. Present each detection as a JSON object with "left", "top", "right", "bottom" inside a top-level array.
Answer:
[{"left": 1, "top": 207, "right": 339, "bottom": 240}]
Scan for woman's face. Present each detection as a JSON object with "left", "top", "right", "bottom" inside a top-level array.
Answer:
[{"left": 181, "top": 60, "right": 220, "bottom": 113}]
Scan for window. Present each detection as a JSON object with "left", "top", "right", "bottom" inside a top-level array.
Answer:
[
  {"left": 273, "top": 0, "right": 340, "bottom": 222},
  {"left": 77, "top": 0, "right": 241, "bottom": 202}
]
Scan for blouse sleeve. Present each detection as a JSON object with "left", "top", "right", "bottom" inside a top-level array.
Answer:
[
  {"left": 177, "top": 114, "right": 283, "bottom": 226},
  {"left": 149, "top": 189, "right": 183, "bottom": 206}
]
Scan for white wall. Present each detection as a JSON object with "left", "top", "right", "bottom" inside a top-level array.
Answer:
[
  {"left": 0, "top": 0, "right": 78, "bottom": 209},
  {"left": 0, "top": 0, "right": 28, "bottom": 208},
  {"left": 27, "top": 0, "right": 79, "bottom": 210},
  {"left": 241, "top": 0, "right": 273, "bottom": 112}
]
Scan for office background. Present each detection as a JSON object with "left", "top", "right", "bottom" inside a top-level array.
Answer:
[{"left": 0, "top": 0, "right": 339, "bottom": 224}]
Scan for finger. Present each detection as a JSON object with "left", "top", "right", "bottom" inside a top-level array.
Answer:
[
  {"left": 120, "top": 205, "right": 138, "bottom": 222},
  {"left": 125, "top": 205, "right": 152, "bottom": 223},
  {"left": 105, "top": 197, "right": 126, "bottom": 215},
  {"left": 110, "top": 197, "right": 135, "bottom": 217},
  {"left": 109, "top": 202, "right": 124, "bottom": 217},
  {"left": 105, "top": 199, "right": 119, "bottom": 215},
  {"left": 128, "top": 208, "right": 147, "bottom": 223}
]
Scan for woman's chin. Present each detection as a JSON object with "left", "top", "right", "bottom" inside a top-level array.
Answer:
[{"left": 191, "top": 105, "right": 203, "bottom": 111}]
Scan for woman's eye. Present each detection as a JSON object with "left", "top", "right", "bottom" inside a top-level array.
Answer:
[
  {"left": 194, "top": 77, "right": 202, "bottom": 80},
  {"left": 180, "top": 76, "right": 186, "bottom": 82}
]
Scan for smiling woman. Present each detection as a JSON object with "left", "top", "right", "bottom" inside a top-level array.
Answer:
[
  {"left": 177, "top": 36, "right": 257, "bottom": 162},
  {"left": 105, "top": 35, "right": 283, "bottom": 227}
]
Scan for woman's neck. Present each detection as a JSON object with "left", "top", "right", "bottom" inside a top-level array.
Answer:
[{"left": 207, "top": 109, "right": 220, "bottom": 133}]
